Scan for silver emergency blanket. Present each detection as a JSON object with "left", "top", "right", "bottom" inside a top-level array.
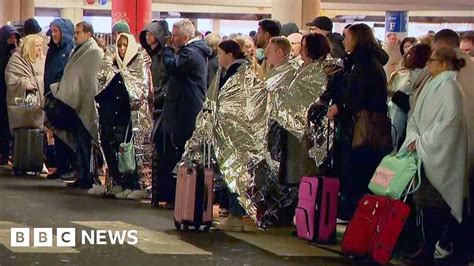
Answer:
[
  {"left": 97, "top": 46, "right": 153, "bottom": 191},
  {"left": 186, "top": 58, "right": 339, "bottom": 228}
]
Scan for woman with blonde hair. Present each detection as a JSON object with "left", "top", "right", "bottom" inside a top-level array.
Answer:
[
  {"left": 6, "top": 34, "right": 45, "bottom": 110},
  {"left": 5, "top": 34, "right": 46, "bottom": 174}
]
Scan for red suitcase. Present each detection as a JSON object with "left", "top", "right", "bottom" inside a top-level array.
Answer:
[
  {"left": 341, "top": 194, "right": 410, "bottom": 264},
  {"left": 174, "top": 145, "right": 214, "bottom": 231}
]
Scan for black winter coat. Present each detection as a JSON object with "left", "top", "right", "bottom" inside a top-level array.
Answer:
[
  {"left": 44, "top": 18, "right": 75, "bottom": 95},
  {"left": 95, "top": 73, "right": 131, "bottom": 145},
  {"left": 162, "top": 39, "right": 212, "bottom": 136},
  {"left": 339, "top": 47, "right": 389, "bottom": 117}
]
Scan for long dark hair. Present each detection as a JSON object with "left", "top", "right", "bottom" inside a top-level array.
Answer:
[
  {"left": 302, "top": 33, "right": 331, "bottom": 60},
  {"left": 347, "top": 23, "right": 378, "bottom": 52},
  {"left": 218, "top": 40, "right": 245, "bottom": 60}
]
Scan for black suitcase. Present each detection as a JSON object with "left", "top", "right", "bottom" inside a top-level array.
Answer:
[{"left": 12, "top": 128, "right": 44, "bottom": 175}]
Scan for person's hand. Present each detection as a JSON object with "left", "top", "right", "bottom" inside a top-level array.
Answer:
[
  {"left": 327, "top": 104, "right": 339, "bottom": 120},
  {"left": 407, "top": 141, "right": 417, "bottom": 152},
  {"left": 25, "top": 83, "right": 36, "bottom": 92}
]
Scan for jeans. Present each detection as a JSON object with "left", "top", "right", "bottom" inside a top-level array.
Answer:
[{"left": 71, "top": 122, "right": 92, "bottom": 185}]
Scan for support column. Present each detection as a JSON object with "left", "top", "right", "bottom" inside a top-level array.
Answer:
[
  {"left": 0, "top": 0, "right": 20, "bottom": 25},
  {"left": 212, "top": 19, "right": 221, "bottom": 35},
  {"left": 112, "top": 0, "right": 152, "bottom": 37},
  {"left": 271, "top": 0, "right": 320, "bottom": 29},
  {"left": 61, "top": 8, "right": 84, "bottom": 25},
  {"left": 20, "top": 0, "right": 35, "bottom": 21},
  {"left": 385, "top": 11, "right": 409, "bottom": 40}
]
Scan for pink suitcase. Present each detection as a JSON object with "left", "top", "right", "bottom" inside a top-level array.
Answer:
[
  {"left": 295, "top": 176, "right": 339, "bottom": 243},
  {"left": 174, "top": 145, "right": 214, "bottom": 231}
]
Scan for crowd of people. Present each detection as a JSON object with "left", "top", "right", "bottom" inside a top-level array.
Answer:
[{"left": 0, "top": 15, "right": 473, "bottom": 265}]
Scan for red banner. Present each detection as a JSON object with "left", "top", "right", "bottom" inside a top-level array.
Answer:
[{"left": 112, "top": 0, "right": 152, "bottom": 37}]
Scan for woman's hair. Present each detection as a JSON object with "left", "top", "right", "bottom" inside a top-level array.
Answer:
[
  {"left": 347, "top": 23, "right": 379, "bottom": 51},
  {"left": 399, "top": 37, "right": 417, "bottom": 55},
  {"left": 433, "top": 47, "right": 466, "bottom": 71},
  {"left": 20, "top": 34, "right": 42, "bottom": 63},
  {"left": 218, "top": 40, "right": 245, "bottom": 60},
  {"left": 205, "top": 33, "right": 221, "bottom": 51},
  {"left": 301, "top": 33, "right": 331, "bottom": 60},
  {"left": 404, "top": 43, "right": 432, "bottom": 69}
]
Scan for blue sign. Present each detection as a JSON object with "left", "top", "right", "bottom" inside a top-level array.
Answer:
[
  {"left": 98, "top": 0, "right": 108, "bottom": 5},
  {"left": 385, "top": 11, "right": 408, "bottom": 33}
]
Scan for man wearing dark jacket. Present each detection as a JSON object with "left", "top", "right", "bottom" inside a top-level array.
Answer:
[
  {"left": 156, "top": 19, "right": 211, "bottom": 209},
  {"left": 139, "top": 20, "right": 171, "bottom": 208},
  {"left": 0, "top": 25, "right": 20, "bottom": 164},
  {"left": 306, "top": 16, "right": 345, "bottom": 59},
  {"left": 43, "top": 18, "right": 76, "bottom": 180}
]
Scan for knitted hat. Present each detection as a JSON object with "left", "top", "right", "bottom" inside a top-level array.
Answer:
[
  {"left": 23, "top": 18, "right": 42, "bottom": 36},
  {"left": 112, "top": 21, "right": 131, "bottom": 34},
  {"left": 280, "top": 23, "right": 299, "bottom": 37},
  {"left": 306, "top": 16, "right": 333, "bottom": 32}
]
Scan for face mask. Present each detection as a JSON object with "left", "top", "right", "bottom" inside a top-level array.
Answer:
[{"left": 255, "top": 48, "right": 265, "bottom": 61}]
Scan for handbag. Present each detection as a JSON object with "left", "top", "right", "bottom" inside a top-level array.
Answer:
[
  {"left": 117, "top": 120, "right": 136, "bottom": 174},
  {"left": 352, "top": 110, "right": 392, "bottom": 151},
  {"left": 7, "top": 93, "right": 44, "bottom": 130},
  {"left": 368, "top": 151, "right": 421, "bottom": 199}
]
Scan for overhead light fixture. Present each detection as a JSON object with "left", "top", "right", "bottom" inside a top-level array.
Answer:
[{"left": 168, "top": 12, "right": 181, "bottom": 17}]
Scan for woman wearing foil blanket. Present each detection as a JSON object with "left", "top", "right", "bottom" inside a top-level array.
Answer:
[
  {"left": 272, "top": 33, "right": 331, "bottom": 186},
  {"left": 91, "top": 33, "right": 153, "bottom": 200}
]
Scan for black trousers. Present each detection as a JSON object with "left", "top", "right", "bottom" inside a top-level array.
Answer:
[
  {"left": 153, "top": 130, "right": 191, "bottom": 203},
  {"left": 53, "top": 136, "right": 76, "bottom": 175},
  {"left": 101, "top": 127, "right": 140, "bottom": 191}
]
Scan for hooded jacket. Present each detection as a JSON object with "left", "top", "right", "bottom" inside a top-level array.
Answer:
[
  {"left": 44, "top": 18, "right": 75, "bottom": 95},
  {"left": 139, "top": 20, "right": 169, "bottom": 90},
  {"left": 162, "top": 38, "right": 212, "bottom": 136},
  {"left": 0, "top": 25, "right": 21, "bottom": 135},
  {"left": 0, "top": 26, "right": 21, "bottom": 98}
]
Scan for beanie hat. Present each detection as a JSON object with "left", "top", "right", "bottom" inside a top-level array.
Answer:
[
  {"left": 23, "top": 18, "right": 42, "bottom": 36},
  {"left": 112, "top": 21, "right": 131, "bottom": 34},
  {"left": 280, "top": 23, "right": 299, "bottom": 37},
  {"left": 306, "top": 16, "right": 333, "bottom": 32}
]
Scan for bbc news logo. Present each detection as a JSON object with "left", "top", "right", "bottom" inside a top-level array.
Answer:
[{"left": 11, "top": 228, "right": 139, "bottom": 247}]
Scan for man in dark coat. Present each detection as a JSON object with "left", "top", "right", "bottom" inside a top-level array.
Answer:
[
  {"left": 156, "top": 19, "right": 211, "bottom": 208},
  {"left": 43, "top": 18, "right": 76, "bottom": 179},
  {"left": 139, "top": 20, "right": 171, "bottom": 207},
  {"left": 0, "top": 25, "right": 20, "bottom": 164},
  {"left": 306, "top": 16, "right": 345, "bottom": 59}
]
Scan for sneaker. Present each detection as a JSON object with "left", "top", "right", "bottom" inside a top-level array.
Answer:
[
  {"left": 434, "top": 241, "right": 453, "bottom": 259},
  {"left": 41, "top": 164, "right": 49, "bottom": 175},
  {"left": 87, "top": 184, "right": 106, "bottom": 195},
  {"left": 110, "top": 185, "right": 123, "bottom": 195},
  {"left": 213, "top": 216, "right": 244, "bottom": 232},
  {"left": 115, "top": 189, "right": 133, "bottom": 199},
  {"left": 127, "top": 190, "right": 147, "bottom": 200}
]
